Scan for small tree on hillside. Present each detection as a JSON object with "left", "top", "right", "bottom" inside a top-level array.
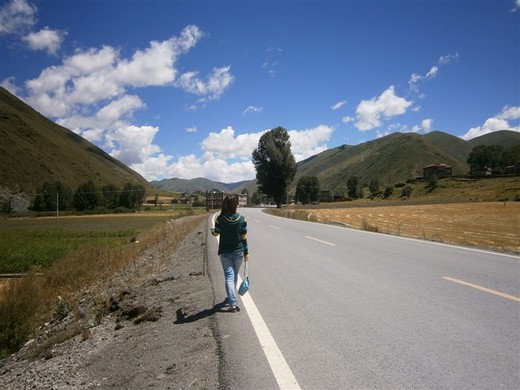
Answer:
[
  {"left": 252, "top": 127, "right": 297, "bottom": 208},
  {"left": 369, "top": 178, "right": 380, "bottom": 197},
  {"left": 346, "top": 176, "right": 361, "bottom": 199}
]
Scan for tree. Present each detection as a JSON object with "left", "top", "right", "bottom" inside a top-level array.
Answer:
[
  {"left": 101, "top": 184, "right": 120, "bottom": 210},
  {"left": 252, "top": 127, "right": 297, "bottom": 208},
  {"left": 383, "top": 186, "right": 393, "bottom": 199},
  {"left": 467, "top": 145, "right": 504, "bottom": 170},
  {"left": 346, "top": 176, "right": 361, "bottom": 199},
  {"left": 32, "top": 181, "right": 73, "bottom": 211},
  {"left": 295, "top": 176, "right": 320, "bottom": 204},
  {"left": 73, "top": 180, "right": 98, "bottom": 211},
  {"left": 427, "top": 174, "right": 439, "bottom": 190},
  {"left": 369, "top": 178, "right": 380, "bottom": 197},
  {"left": 120, "top": 183, "right": 146, "bottom": 211}
]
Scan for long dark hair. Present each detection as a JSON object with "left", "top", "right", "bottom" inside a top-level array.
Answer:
[{"left": 221, "top": 195, "right": 238, "bottom": 216}]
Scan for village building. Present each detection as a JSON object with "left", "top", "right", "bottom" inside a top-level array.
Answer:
[
  {"left": 423, "top": 163, "right": 453, "bottom": 179},
  {"left": 205, "top": 191, "right": 247, "bottom": 209}
]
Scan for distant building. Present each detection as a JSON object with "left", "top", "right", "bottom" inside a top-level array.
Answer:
[
  {"left": 206, "top": 191, "right": 247, "bottom": 209},
  {"left": 320, "top": 189, "right": 334, "bottom": 203},
  {"left": 423, "top": 163, "right": 453, "bottom": 179},
  {"left": 470, "top": 165, "right": 492, "bottom": 177}
]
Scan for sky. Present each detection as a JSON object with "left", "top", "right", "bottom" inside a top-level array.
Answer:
[{"left": 1, "top": 0, "right": 519, "bottom": 183}]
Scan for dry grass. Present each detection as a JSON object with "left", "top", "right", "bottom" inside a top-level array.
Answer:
[
  {"left": 312, "top": 202, "right": 519, "bottom": 253},
  {"left": 0, "top": 214, "right": 207, "bottom": 358}
]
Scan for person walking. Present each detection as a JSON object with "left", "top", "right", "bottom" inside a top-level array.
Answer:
[{"left": 212, "top": 195, "right": 249, "bottom": 312}]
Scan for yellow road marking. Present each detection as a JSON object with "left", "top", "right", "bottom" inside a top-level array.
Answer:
[
  {"left": 443, "top": 276, "right": 520, "bottom": 302},
  {"left": 305, "top": 236, "right": 336, "bottom": 246}
]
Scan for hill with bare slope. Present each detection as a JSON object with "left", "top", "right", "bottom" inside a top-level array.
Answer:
[{"left": 0, "top": 87, "right": 153, "bottom": 209}]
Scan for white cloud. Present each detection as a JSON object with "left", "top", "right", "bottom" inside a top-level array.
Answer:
[
  {"left": 342, "top": 116, "right": 354, "bottom": 123},
  {"left": 23, "top": 27, "right": 66, "bottom": 55},
  {"left": 411, "top": 118, "right": 433, "bottom": 133},
  {"left": 14, "top": 24, "right": 239, "bottom": 178},
  {"left": 0, "top": 0, "right": 36, "bottom": 34},
  {"left": 242, "top": 105, "right": 263, "bottom": 115},
  {"left": 64, "top": 46, "right": 118, "bottom": 75},
  {"left": 202, "top": 126, "right": 263, "bottom": 160},
  {"left": 0, "top": 77, "right": 19, "bottom": 94},
  {"left": 409, "top": 53, "right": 459, "bottom": 94},
  {"left": 186, "top": 126, "right": 197, "bottom": 133},
  {"left": 96, "top": 95, "right": 145, "bottom": 123},
  {"left": 354, "top": 86, "right": 412, "bottom": 131},
  {"left": 461, "top": 105, "right": 520, "bottom": 140},
  {"left": 331, "top": 100, "right": 347, "bottom": 110},
  {"left": 288, "top": 125, "right": 334, "bottom": 161},
  {"left": 263, "top": 47, "right": 282, "bottom": 77},
  {"left": 175, "top": 66, "right": 235, "bottom": 102},
  {"left": 514, "top": 0, "right": 520, "bottom": 12},
  {"left": 131, "top": 125, "right": 334, "bottom": 182},
  {"left": 109, "top": 124, "right": 161, "bottom": 165}
]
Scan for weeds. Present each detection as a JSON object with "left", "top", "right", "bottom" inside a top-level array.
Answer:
[
  {"left": 361, "top": 218, "right": 379, "bottom": 232},
  {"left": 0, "top": 213, "right": 207, "bottom": 358}
]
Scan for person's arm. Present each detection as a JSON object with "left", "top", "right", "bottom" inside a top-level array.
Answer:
[{"left": 211, "top": 217, "right": 221, "bottom": 236}]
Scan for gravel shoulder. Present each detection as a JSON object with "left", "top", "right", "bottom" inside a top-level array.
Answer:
[{"left": 0, "top": 217, "right": 220, "bottom": 389}]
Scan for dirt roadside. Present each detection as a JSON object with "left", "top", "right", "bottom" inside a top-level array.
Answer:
[{"left": 0, "top": 217, "right": 221, "bottom": 389}]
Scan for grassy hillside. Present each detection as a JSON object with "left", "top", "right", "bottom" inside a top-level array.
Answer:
[{"left": 0, "top": 87, "right": 153, "bottom": 202}]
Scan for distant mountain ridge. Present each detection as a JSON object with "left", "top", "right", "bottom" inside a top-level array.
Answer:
[{"left": 151, "top": 177, "right": 249, "bottom": 193}]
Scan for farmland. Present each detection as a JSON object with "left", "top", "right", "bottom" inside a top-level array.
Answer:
[
  {"left": 0, "top": 212, "right": 187, "bottom": 274},
  {"left": 271, "top": 202, "right": 520, "bottom": 254}
]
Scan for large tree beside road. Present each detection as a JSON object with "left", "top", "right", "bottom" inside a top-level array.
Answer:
[{"left": 252, "top": 127, "right": 297, "bottom": 208}]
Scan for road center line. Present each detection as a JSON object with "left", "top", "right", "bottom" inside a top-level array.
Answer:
[
  {"left": 212, "top": 215, "right": 300, "bottom": 389},
  {"left": 443, "top": 276, "right": 520, "bottom": 302},
  {"left": 270, "top": 225, "right": 281, "bottom": 229},
  {"left": 305, "top": 235, "right": 336, "bottom": 246}
]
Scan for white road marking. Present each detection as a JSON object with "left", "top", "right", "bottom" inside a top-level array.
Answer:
[
  {"left": 270, "top": 225, "right": 281, "bottom": 229},
  {"left": 305, "top": 235, "right": 336, "bottom": 246},
  {"left": 443, "top": 276, "right": 520, "bottom": 302},
  {"left": 238, "top": 273, "right": 301, "bottom": 389},
  {"left": 212, "top": 214, "right": 301, "bottom": 389}
]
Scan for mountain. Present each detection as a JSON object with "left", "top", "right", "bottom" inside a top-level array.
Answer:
[
  {"left": 151, "top": 177, "right": 249, "bottom": 193},
  {"left": 151, "top": 130, "right": 519, "bottom": 195},
  {"left": 291, "top": 130, "right": 520, "bottom": 191},
  {"left": 0, "top": 87, "right": 153, "bottom": 208}
]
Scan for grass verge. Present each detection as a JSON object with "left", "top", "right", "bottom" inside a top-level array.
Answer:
[{"left": 0, "top": 213, "right": 207, "bottom": 358}]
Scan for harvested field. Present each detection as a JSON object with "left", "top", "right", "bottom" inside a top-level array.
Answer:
[{"left": 309, "top": 202, "right": 520, "bottom": 254}]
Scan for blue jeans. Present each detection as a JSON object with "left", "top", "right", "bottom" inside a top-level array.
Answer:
[{"left": 220, "top": 252, "right": 244, "bottom": 306}]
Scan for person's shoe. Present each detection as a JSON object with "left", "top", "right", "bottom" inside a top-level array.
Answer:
[{"left": 228, "top": 305, "right": 240, "bottom": 312}]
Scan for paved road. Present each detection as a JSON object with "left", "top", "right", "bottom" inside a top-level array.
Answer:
[{"left": 208, "top": 208, "right": 520, "bottom": 389}]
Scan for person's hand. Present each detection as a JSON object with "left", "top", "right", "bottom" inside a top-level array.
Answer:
[{"left": 244, "top": 254, "right": 249, "bottom": 262}]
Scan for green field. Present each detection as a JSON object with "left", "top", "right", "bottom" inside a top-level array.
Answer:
[{"left": 0, "top": 214, "right": 179, "bottom": 274}]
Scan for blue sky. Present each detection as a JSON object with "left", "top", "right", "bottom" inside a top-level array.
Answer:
[{"left": 1, "top": 0, "right": 519, "bottom": 183}]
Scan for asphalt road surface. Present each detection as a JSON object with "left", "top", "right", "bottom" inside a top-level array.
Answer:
[{"left": 207, "top": 208, "right": 520, "bottom": 389}]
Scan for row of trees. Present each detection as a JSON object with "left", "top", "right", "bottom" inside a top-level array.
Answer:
[{"left": 31, "top": 180, "right": 146, "bottom": 212}]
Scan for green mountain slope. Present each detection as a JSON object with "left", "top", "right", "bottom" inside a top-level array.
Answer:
[{"left": 0, "top": 87, "right": 152, "bottom": 199}]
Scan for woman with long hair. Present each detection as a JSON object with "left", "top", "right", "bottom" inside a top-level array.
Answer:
[{"left": 211, "top": 195, "right": 249, "bottom": 312}]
